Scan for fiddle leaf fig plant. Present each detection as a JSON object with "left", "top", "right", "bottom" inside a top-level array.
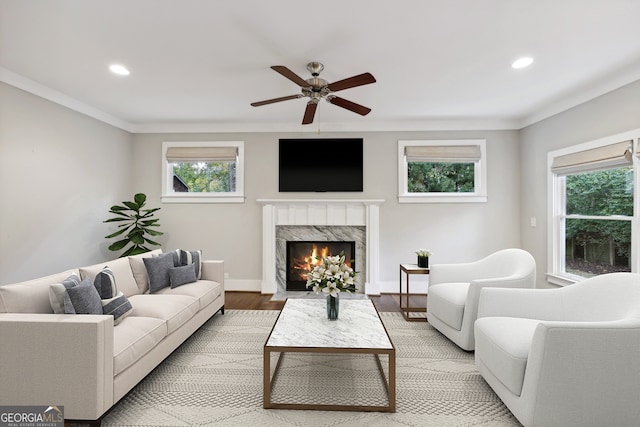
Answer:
[{"left": 104, "top": 193, "right": 163, "bottom": 257}]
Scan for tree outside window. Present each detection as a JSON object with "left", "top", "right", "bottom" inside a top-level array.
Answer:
[
  {"left": 407, "top": 162, "right": 475, "bottom": 193},
  {"left": 172, "top": 162, "right": 236, "bottom": 193},
  {"left": 563, "top": 167, "right": 633, "bottom": 277}
]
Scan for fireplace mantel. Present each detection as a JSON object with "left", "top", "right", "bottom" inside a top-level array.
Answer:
[{"left": 257, "top": 199, "right": 384, "bottom": 295}]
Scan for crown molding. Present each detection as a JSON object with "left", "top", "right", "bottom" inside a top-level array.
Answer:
[
  {"left": 0, "top": 66, "right": 521, "bottom": 133},
  {"left": 4, "top": 65, "right": 639, "bottom": 135},
  {"left": 519, "top": 58, "right": 640, "bottom": 128},
  {"left": 130, "top": 118, "right": 521, "bottom": 134},
  {"left": 0, "top": 66, "right": 134, "bottom": 132}
]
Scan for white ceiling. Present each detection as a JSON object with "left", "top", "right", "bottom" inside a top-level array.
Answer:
[{"left": 2, "top": 0, "right": 640, "bottom": 133}]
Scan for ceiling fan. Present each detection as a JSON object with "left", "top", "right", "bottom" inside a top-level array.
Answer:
[{"left": 250, "top": 62, "right": 376, "bottom": 125}]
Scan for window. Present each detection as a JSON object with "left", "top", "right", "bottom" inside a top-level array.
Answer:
[
  {"left": 548, "top": 131, "right": 639, "bottom": 285},
  {"left": 161, "top": 141, "right": 245, "bottom": 203},
  {"left": 398, "top": 140, "right": 487, "bottom": 203}
]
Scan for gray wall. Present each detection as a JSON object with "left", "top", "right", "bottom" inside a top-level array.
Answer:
[
  {"left": 520, "top": 79, "right": 640, "bottom": 287},
  {"left": 132, "top": 130, "right": 521, "bottom": 292},
  {"left": 0, "top": 83, "right": 133, "bottom": 284}
]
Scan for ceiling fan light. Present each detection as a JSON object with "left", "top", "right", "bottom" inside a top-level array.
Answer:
[{"left": 512, "top": 57, "right": 533, "bottom": 69}]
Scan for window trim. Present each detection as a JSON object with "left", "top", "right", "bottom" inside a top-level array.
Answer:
[
  {"left": 547, "top": 129, "right": 640, "bottom": 286},
  {"left": 161, "top": 140, "right": 245, "bottom": 204},
  {"left": 398, "top": 139, "right": 487, "bottom": 203}
]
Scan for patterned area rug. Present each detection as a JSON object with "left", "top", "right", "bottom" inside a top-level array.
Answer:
[{"left": 103, "top": 310, "right": 521, "bottom": 426}]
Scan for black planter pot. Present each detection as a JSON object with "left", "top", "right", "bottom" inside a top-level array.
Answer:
[{"left": 417, "top": 256, "right": 429, "bottom": 268}]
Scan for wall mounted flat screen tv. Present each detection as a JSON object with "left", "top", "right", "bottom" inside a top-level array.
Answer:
[{"left": 279, "top": 138, "right": 364, "bottom": 192}]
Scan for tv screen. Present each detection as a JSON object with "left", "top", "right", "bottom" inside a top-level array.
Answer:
[{"left": 279, "top": 138, "right": 364, "bottom": 192}]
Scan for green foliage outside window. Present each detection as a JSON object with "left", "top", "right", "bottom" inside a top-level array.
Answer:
[
  {"left": 172, "top": 162, "right": 235, "bottom": 192},
  {"left": 566, "top": 168, "right": 633, "bottom": 216},
  {"left": 564, "top": 167, "right": 633, "bottom": 275},
  {"left": 407, "top": 162, "right": 475, "bottom": 193}
]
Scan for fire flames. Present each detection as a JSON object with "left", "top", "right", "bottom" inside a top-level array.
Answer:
[{"left": 290, "top": 244, "right": 351, "bottom": 281}]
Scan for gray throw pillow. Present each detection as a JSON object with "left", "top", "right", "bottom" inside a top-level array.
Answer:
[
  {"left": 179, "top": 249, "right": 202, "bottom": 279},
  {"left": 169, "top": 263, "right": 197, "bottom": 288},
  {"left": 93, "top": 266, "right": 117, "bottom": 299},
  {"left": 144, "top": 252, "right": 177, "bottom": 293},
  {"left": 64, "top": 277, "right": 103, "bottom": 315},
  {"left": 49, "top": 274, "right": 82, "bottom": 314},
  {"left": 101, "top": 291, "right": 133, "bottom": 325}
]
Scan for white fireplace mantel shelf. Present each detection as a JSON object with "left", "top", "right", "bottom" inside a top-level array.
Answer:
[{"left": 258, "top": 198, "right": 384, "bottom": 295}]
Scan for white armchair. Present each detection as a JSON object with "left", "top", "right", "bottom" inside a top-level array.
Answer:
[
  {"left": 474, "top": 272, "right": 640, "bottom": 427},
  {"left": 426, "top": 248, "right": 536, "bottom": 350}
]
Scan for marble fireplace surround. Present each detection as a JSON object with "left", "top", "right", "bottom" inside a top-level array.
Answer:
[
  {"left": 277, "top": 225, "right": 365, "bottom": 293},
  {"left": 258, "top": 199, "right": 384, "bottom": 295}
]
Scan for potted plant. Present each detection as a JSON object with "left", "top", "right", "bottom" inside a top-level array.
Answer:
[
  {"left": 104, "top": 193, "right": 163, "bottom": 257},
  {"left": 415, "top": 249, "right": 431, "bottom": 268}
]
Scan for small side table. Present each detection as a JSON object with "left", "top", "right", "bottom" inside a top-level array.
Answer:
[{"left": 399, "top": 264, "right": 429, "bottom": 321}]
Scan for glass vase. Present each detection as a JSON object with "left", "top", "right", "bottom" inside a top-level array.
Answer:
[{"left": 326, "top": 294, "right": 339, "bottom": 320}]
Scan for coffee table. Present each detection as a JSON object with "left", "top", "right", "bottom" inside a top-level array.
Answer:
[{"left": 263, "top": 298, "right": 396, "bottom": 412}]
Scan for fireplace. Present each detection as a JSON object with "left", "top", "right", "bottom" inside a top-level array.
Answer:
[
  {"left": 285, "top": 241, "right": 356, "bottom": 291},
  {"left": 260, "top": 199, "right": 383, "bottom": 295}
]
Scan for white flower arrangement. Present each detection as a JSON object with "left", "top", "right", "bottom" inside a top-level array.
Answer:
[
  {"left": 306, "top": 252, "right": 357, "bottom": 297},
  {"left": 415, "top": 249, "right": 432, "bottom": 257}
]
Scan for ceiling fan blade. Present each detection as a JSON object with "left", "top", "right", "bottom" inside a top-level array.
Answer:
[
  {"left": 302, "top": 102, "right": 318, "bottom": 125},
  {"left": 326, "top": 72, "right": 376, "bottom": 92},
  {"left": 328, "top": 96, "right": 371, "bottom": 116},
  {"left": 271, "top": 65, "right": 310, "bottom": 87},
  {"left": 251, "top": 94, "right": 302, "bottom": 107}
]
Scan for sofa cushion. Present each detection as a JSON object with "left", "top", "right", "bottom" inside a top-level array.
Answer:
[
  {"left": 428, "top": 282, "right": 470, "bottom": 331},
  {"left": 474, "top": 317, "right": 541, "bottom": 396},
  {"left": 127, "top": 294, "right": 199, "bottom": 335},
  {"left": 0, "top": 269, "right": 80, "bottom": 313},
  {"left": 80, "top": 257, "right": 139, "bottom": 298},
  {"left": 169, "top": 264, "right": 197, "bottom": 288},
  {"left": 112, "top": 316, "right": 167, "bottom": 376},
  {"left": 155, "top": 280, "right": 222, "bottom": 310},
  {"left": 144, "top": 253, "right": 177, "bottom": 293},
  {"left": 128, "top": 249, "right": 163, "bottom": 294},
  {"left": 64, "top": 277, "right": 103, "bottom": 315}
]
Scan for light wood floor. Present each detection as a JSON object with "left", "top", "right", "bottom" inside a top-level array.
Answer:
[{"left": 224, "top": 291, "right": 427, "bottom": 313}]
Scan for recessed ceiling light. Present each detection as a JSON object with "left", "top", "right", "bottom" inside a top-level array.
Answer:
[
  {"left": 109, "top": 64, "right": 130, "bottom": 76},
  {"left": 512, "top": 57, "right": 533, "bottom": 69}
]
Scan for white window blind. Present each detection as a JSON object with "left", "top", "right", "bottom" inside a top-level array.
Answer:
[
  {"left": 405, "top": 145, "right": 481, "bottom": 163},
  {"left": 166, "top": 146, "right": 237, "bottom": 163},
  {"left": 551, "top": 140, "right": 633, "bottom": 175}
]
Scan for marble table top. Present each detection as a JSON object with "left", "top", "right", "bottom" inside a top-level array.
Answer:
[{"left": 265, "top": 298, "right": 394, "bottom": 350}]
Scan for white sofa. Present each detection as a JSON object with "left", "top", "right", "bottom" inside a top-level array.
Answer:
[
  {"left": 426, "top": 248, "right": 536, "bottom": 350},
  {"left": 0, "top": 249, "right": 225, "bottom": 425},
  {"left": 475, "top": 272, "right": 640, "bottom": 427}
]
